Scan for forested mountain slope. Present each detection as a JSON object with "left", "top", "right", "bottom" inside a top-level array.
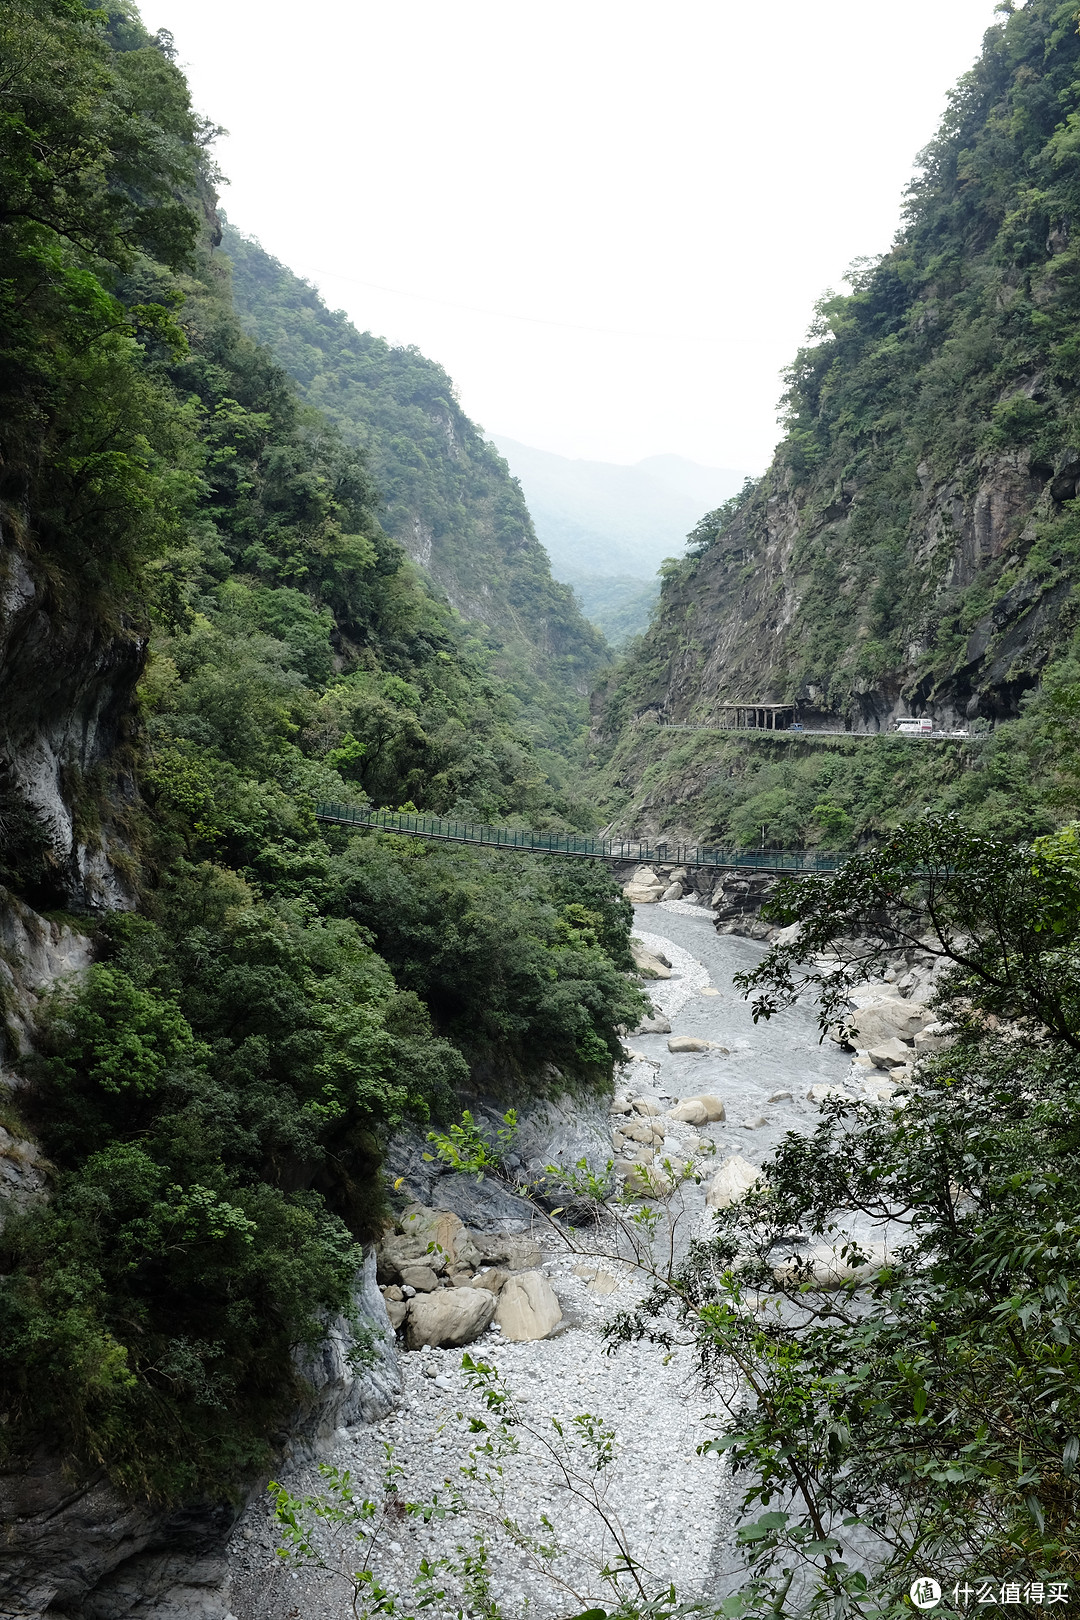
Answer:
[
  {"left": 0, "top": 0, "right": 640, "bottom": 1567},
  {"left": 222, "top": 224, "right": 607, "bottom": 750},
  {"left": 593, "top": 0, "right": 1080, "bottom": 850}
]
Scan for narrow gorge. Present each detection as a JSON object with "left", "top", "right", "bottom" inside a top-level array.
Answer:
[{"left": 3, "top": 0, "right": 1080, "bottom": 1614}]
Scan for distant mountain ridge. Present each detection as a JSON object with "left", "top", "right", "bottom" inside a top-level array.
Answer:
[
  {"left": 493, "top": 438, "right": 748, "bottom": 579},
  {"left": 221, "top": 224, "right": 608, "bottom": 746},
  {"left": 493, "top": 438, "right": 747, "bottom": 644}
]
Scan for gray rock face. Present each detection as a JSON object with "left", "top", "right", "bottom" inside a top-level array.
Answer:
[
  {"left": 0, "top": 1252, "right": 398, "bottom": 1617},
  {"left": 0, "top": 547, "right": 142, "bottom": 913},
  {"left": 0, "top": 1125, "right": 48, "bottom": 1235},
  {"left": 0, "top": 885, "right": 94, "bottom": 1067},
  {"left": 711, "top": 873, "right": 780, "bottom": 938},
  {"left": 0, "top": 1465, "right": 237, "bottom": 1619}
]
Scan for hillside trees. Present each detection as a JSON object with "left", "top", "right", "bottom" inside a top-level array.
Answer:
[
  {"left": 617, "top": 817, "right": 1080, "bottom": 1604},
  {"left": 0, "top": 0, "right": 639, "bottom": 1503},
  {"left": 220, "top": 223, "right": 609, "bottom": 765},
  {"left": 0, "top": 0, "right": 205, "bottom": 608},
  {"left": 592, "top": 0, "right": 1080, "bottom": 851}
]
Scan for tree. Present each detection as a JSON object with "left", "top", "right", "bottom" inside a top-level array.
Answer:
[
  {"left": 611, "top": 815, "right": 1080, "bottom": 1607},
  {"left": 734, "top": 813, "right": 1080, "bottom": 1052}
]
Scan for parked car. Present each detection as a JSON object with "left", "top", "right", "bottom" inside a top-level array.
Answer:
[{"left": 789, "top": 722, "right": 804, "bottom": 732}]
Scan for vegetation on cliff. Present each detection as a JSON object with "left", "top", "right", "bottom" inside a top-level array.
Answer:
[
  {"left": 0, "top": 0, "right": 639, "bottom": 1500},
  {"left": 222, "top": 224, "right": 608, "bottom": 757},
  {"left": 594, "top": 0, "right": 1080, "bottom": 849}
]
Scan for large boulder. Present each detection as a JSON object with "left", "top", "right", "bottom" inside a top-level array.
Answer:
[
  {"left": 401, "top": 1204, "right": 464, "bottom": 1266},
  {"left": 613, "top": 1161, "right": 653, "bottom": 1196},
  {"left": 378, "top": 1231, "right": 444, "bottom": 1283},
  {"left": 668, "top": 1098, "right": 708, "bottom": 1126},
  {"left": 378, "top": 1202, "right": 467, "bottom": 1281},
  {"left": 405, "top": 1286, "right": 495, "bottom": 1349},
  {"left": 624, "top": 866, "right": 666, "bottom": 903},
  {"left": 667, "top": 1036, "right": 711, "bottom": 1053},
  {"left": 633, "top": 1011, "right": 672, "bottom": 1034},
  {"left": 669, "top": 1094, "right": 724, "bottom": 1124},
  {"left": 631, "top": 1096, "right": 661, "bottom": 1116},
  {"left": 398, "top": 1264, "right": 439, "bottom": 1293},
  {"left": 850, "top": 999, "right": 932, "bottom": 1046},
  {"left": 471, "top": 1268, "right": 508, "bottom": 1295},
  {"left": 630, "top": 938, "right": 672, "bottom": 978},
  {"left": 495, "top": 1271, "right": 563, "bottom": 1341},
  {"left": 865, "top": 1036, "right": 913, "bottom": 1069},
  {"left": 706, "top": 1155, "right": 765, "bottom": 1209}
]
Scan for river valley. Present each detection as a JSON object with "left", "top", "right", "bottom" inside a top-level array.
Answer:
[{"left": 225, "top": 900, "right": 860, "bottom": 1619}]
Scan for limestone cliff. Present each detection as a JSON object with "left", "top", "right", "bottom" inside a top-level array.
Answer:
[
  {"left": 0, "top": 541, "right": 142, "bottom": 914},
  {"left": 600, "top": 1, "right": 1080, "bottom": 743}
]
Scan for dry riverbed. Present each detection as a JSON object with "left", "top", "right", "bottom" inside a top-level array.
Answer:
[{"left": 225, "top": 903, "right": 876, "bottom": 1619}]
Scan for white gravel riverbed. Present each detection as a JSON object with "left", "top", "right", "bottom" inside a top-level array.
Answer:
[{"left": 225, "top": 904, "right": 854, "bottom": 1619}]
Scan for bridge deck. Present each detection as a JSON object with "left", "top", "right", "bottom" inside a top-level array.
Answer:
[{"left": 314, "top": 803, "right": 844, "bottom": 874}]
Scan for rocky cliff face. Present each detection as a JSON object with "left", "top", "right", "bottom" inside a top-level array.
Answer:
[
  {"left": 0, "top": 1254, "right": 399, "bottom": 1618},
  {"left": 0, "top": 540, "right": 143, "bottom": 914},
  {"left": 624, "top": 440, "right": 1080, "bottom": 738},
  {"left": 599, "top": 2, "right": 1080, "bottom": 752}
]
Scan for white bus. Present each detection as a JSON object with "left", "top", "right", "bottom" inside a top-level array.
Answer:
[{"left": 895, "top": 717, "right": 933, "bottom": 736}]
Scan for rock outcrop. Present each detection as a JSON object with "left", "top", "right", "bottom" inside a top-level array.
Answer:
[
  {"left": 0, "top": 544, "right": 143, "bottom": 913},
  {"left": 0, "top": 1252, "right": 397, "bottom": 1617}
]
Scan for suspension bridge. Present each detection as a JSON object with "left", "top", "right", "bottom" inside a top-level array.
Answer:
[{"left": 314, "top": 802, "right": 846, "bottom": 874}]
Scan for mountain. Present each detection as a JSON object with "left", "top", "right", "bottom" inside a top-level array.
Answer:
[
  {"left": 221, "top": 226, "right": 607, "bottom": 747},
  {"left": 493, "top": 438, "right": 747, "bottom": 643},
  {"left": 592, "top": 0, "right": 1080, "bottom": 849},
  {"left": 0, "top": 0, "right": 639, "bottom": 1579}
]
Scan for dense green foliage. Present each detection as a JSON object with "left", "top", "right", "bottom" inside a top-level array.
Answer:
[
  {"left": 568, "top": 571, "right": 661, "bottom": 648},
  {"left": 327, "top": 838, "right": 642, "bottom": 1078},
  {"left": 0, "top": 0, "right": 639, "bottom": 1502},
  {"left": 0, "top": 0, "right": 202, "bottom": 619},
  {"left": 590, "top": 648, "right": 1080, "bottom": 851},
  {"left": 221, "top": 224, "right": 608, "bottom": 764},
  {"left": 623, "top": 819, "right": 1080, "bottom": 1601},
  {"left": 594, "top": 0, "right": 1080, "bottom": 847}
]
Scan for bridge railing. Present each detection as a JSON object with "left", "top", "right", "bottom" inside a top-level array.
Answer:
[{"left": 314, "top": 803, "right": 846, "bottom": 874}]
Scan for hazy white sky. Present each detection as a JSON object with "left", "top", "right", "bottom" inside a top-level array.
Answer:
[{"left": 150, "top": 0, "right": 1002, "bottom": 472}]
